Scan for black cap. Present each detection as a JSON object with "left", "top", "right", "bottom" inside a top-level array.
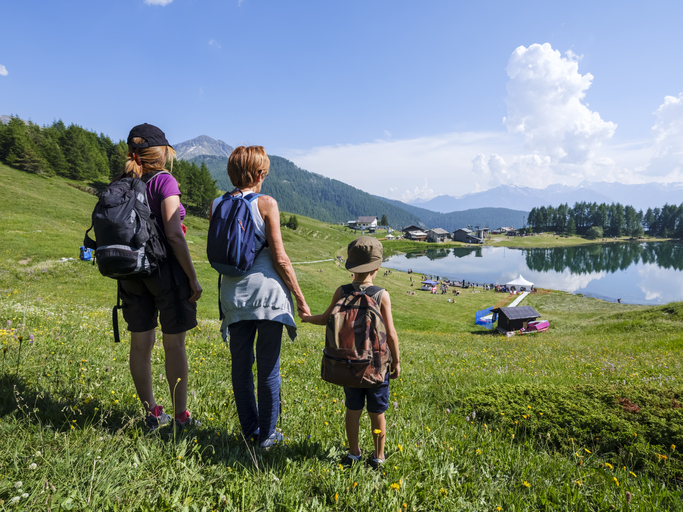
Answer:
[{"left": 127, "top": 123, "right": 172, "bottom": 149}]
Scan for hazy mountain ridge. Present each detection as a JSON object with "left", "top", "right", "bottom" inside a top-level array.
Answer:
[
  {"left": 411, "top": 182, "right": 683, "bottom": 213},
  {"left": 180, "top": 139, "right": 528, "bottom": 230}
]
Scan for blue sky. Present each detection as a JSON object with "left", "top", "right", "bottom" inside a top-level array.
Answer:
[{"left": 2, "top": 0, "right": 683, "bottom": 201}]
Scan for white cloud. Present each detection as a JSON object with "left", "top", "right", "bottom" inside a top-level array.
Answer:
[
  {"left": 209, "top": 39, "right": 221, "bottom": 49},
  {"left": 504, "top": 43, "right": 616, "bottom": 164},
  {"left": 144, "top": 0, "right": 173, "bottom": 5},
  {"left": 0, "top": 65, "right": 7, "bottom": 76},
  {"left": 285, "top": 131, "right": 518, "bottom": 201},
  {"left": 648, "top": 93, "right": 683, "bottom": 177}
]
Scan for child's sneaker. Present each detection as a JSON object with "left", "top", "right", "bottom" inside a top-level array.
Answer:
[
  {"left": 145, "top": 406, "right": 171, "bottom": 431},
  {"left": 342, "top": 450, "right": 362, "bottom": 467},
  {"left": 367, "top": 453, "right": 385, "bottom": 470},
  {"left": 259, "top": 429, "right": 286, "bottom": 449},
  {"left": 174, "top": 411, "right": 201, "bottom": 430}
]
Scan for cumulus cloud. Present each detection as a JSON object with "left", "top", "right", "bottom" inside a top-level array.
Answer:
[
  {"left": 648, "top": 92, "right": 683, "bottom": 177},
  {"left": 504, "top": 43, "right": 616, "bottom": 164},
  {"left": 285, "top": 131, "right": 517, "bottom": 201},
  {"left": 144, "top": 0, "right": 173, "bottom": 5},
  {"left": 0, "top": 65, "right": 7, "bottom": 76}
]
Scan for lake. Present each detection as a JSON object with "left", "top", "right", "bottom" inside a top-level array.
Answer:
[{"left": 383, "top": 242, "right": 683, "bottom": 305}]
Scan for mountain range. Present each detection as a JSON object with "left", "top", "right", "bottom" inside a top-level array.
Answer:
[
  {"left": 181, "top": 136, "right": 528, "bottom": 231},
  {"left": 410, "top": 181, "right": 683, "bottom": 213}
]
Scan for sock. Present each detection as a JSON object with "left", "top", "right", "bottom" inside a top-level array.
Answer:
[
  {"left": 149, "top": 405, "right": 164, "bottom": 418},
  {"left": 175, "top": 410, "right": 190, "bottom": 423}
]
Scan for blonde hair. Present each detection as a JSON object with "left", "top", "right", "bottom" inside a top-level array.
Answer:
[
  {"left": 125, "top": 137, "right": 176, "bottom": 177},
  {"left": 227, "top": 146, "right": 270, "bottom": 188}
]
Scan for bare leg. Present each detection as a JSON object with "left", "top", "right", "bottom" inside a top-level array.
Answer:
[
  {"left": 163, "top": 332, "right": 188, "bottom": 414},
  {"left": 129, "top": 329, "right": 156, "bottom": 412},
  {"left": 345, "top": 408, "right": 363, "bottom": 456},
  {"left": 369, "top": 412, "right": 386, "bottom": 460}
]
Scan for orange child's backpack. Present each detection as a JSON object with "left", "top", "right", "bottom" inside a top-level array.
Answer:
[{"left": 321, "top": 284, "right": 391, "bottom": 388}]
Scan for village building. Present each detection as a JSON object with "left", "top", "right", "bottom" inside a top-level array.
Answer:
[
  {"left": 452, "top": 228, "right": 483, "bottom": 244},
  {"left": 401, "top": 224, "right": 423, "bottom": 235},
  {"left": 426, "top": 228, "right": 450, "bottom": 243},
  {"left": 348, "top": 216, "right": 378, "bottom": 232},
  {"left": 405, "top": 230, "right": 428, "bottom": 241}
]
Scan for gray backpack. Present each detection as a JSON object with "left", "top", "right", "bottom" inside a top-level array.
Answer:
[{"left": 83, "top": 171, "right": 169, "bottom": 280}]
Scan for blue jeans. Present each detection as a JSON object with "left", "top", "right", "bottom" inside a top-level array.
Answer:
[{"left": 228, "top": 320, "right": 283, "bottom": 440}]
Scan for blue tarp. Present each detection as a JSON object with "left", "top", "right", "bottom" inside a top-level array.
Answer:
[{"left": 475, "top": 306, "right": 498, "bottom": 330}]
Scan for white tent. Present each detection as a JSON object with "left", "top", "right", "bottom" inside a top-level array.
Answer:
[{"left": 506, "top": 275, "right": 534, "bottom": 288}]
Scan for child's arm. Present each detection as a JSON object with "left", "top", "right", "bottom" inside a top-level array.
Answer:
[
  {"left": 300, "top": 287, "right": 342, "bottom": 325},
  {"left": 380, "top": 291, "right": 401, "bottom": 379}
]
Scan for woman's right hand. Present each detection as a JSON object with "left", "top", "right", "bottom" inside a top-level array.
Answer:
[
  {"left": 189, "top": 279, "right": 203, "bottom": 303},
  {"left": 296, "top": 298, "right": 311, "bottom": 318}
]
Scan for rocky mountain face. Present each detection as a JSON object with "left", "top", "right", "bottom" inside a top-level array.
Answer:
[{"left": 174, "top": 135, "right": 233, "bottom": 160}]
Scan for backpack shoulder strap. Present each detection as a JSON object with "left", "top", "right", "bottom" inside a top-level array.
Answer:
[
  {"left": 364, "top": 285, "right": 384, "bottom": 307},
  {"left": 141, "top": 170, "right": 170, "bottom": 184},
  {"left": 339, "top": 284, "right": 356, "bottom": 299},
  {"left": 244, "top": 193, "right": 263, "bottom": 203}
]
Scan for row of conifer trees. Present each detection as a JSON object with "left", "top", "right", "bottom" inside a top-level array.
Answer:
[{"left": 0, "top": 116, "right": 218, "bottom": 213}]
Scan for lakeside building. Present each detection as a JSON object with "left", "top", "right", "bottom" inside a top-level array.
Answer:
[
  {"left": 452, "top": 228, "right": 483, "bottom": 244},
  {"left": 348, "top": 216, "right": 378, "bottom": 232},
  {"left": 426, "top": 228, "right": 450, "bottom": 243}
]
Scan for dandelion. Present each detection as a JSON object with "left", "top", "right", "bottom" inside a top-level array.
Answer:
[
  {"left": 373, "top": 429, "right": 381, "bottom": 435},
  {"left": 440, "top": 488, "right": 447, "bottom": 496},
  {"left": 672, "top": 444, "right": 676, "bottom": 451},
  {"left": 390, "top": 483, "right": 400, "bottom": 491},
  {"left": 629, "top": 471, "right": 637, "bottom": 477},
  {"left": 476, "top": 449, "right": 481, "bottom": 455},
  {"left": 398, "top": 444, "right": 403, "bottom": 451},
  {"left": 575, "top": 480, "right": 582, "bottom": 486},
  {"left": 29, "top": 463, "right": 37, "bottom": 470},
  {"left": 523, "top": 481, "right": 530, "bottom": 488},
  {"left": 584, "top": 448, "right": 591, "bottom": 454},
  {"left": 613, "top": 477, "right": 619, "bottom": 486},
  {"left": 324, "top": 422, "right": 329, "bottom": 426},
  {"left": 353, "top": 482, "right": 358, "bottom": 488},
  {"left": 605, "top": 463, "right": 613, "bottom": 469},
  {"left": 334, "top": 493, "right": 338, "bottom": 502}
]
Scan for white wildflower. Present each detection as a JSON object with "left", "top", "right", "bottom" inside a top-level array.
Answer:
[
  {"left": 29, "top": 463, "right": 37, "bottom": 470},
  {"left": 14, "top": 481, "right": 22, "bottom": 488},
  {"left": 21, "top": 493, "right": 28, "bottom": 499},
  {"left": 10, "top": 496, "right": 21, "bottom": 504}
]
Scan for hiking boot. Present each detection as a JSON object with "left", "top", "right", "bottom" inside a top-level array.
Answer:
[
  {"left": 259, "top": 429, "right": 286, "bottom": 449},
  {"left": 145, "top": 411, "right": 171, "bottom": 431},
  {"left": 246, "top": 428, "right": 260, "bottom": 444},
  {"left": 367, "top": 453, "right": 385, "bottom": 470},
  {"left": 342, "top": 450, "right": 362, "bottom": 468}
]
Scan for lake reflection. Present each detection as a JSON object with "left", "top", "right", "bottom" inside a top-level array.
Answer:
[{"left": 383, "top": 242, "right": 683, "bottom": 305}]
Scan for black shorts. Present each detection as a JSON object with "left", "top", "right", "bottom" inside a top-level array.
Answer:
[
  {"left": 119, "top": 258, "right": 197, "bottom": 334},
  {"left": 343, "top": 372, "right": 391, "bottom": 414}
]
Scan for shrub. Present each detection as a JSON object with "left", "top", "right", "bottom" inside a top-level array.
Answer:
[{"left": 586, "top": 226, "right": 603, "bottom": 239}]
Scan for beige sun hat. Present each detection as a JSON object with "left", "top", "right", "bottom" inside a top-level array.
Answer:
[{"left": 345, "top": 236, "right": 383, "bottom": 273}]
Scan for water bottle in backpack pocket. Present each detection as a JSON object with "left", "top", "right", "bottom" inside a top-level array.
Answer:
[{"left": 206, "top": 191, "right": 266, "bottom": 276}]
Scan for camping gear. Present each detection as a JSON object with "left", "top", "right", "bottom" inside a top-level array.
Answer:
[
  {"left": 79, "top": 246, "right": 94, "bottom": 262},
  {"left": 506, "top": 275, "right": 534, "bottom": 291},
  {"left": 321, "top": 284, "right": 390, "bottom": 388},
  {"left": 83, "top": 171, "right": 169, "bottom": 280},
  {"left": 206, "top": 191, "right": 265, "bottom": 277},
  {"left": 492, "top": 305, "right": 541, "bottom": 333},
  {"left": 421, "top": 279, "right": 437, "bottom": 291},
  {"left": 475, "top": 307, "right": 498, "bottom": 330},
  {"left": 520, "top": 320, "right": 549, "bottom": 333}
]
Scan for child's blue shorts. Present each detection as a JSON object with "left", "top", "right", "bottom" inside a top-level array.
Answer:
[{"left": 343, "top": 372, "right": 390, "bottom": 414}]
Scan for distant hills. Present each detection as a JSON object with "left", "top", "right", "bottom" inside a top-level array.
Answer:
[
  {"left": 184, "top": 136, "right": 528, "bottom": 231},
  {"left": 410, "top": 181, "right": 683, "bottom": 213}
]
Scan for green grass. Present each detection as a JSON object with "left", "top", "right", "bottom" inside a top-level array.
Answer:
[{"left": 1, "top": 163, "right": 682, "bottom": 511}]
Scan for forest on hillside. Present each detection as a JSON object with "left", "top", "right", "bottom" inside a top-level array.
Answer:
[{"left": 0, "top": 117, "right": 218, "bottom": 214}]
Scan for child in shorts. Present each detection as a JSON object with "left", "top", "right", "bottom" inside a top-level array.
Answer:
[{"left": 302, "top": 236, "right": 400, "bottom": 468}]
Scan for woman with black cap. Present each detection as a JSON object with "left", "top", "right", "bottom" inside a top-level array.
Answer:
[{"left": 118, "top": 123, "right": 202, "bottom": 430}]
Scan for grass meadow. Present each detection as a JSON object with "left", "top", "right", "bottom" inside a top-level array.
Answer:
[{"left": 0, "top": 163, "right": 681, "bottom": 511}]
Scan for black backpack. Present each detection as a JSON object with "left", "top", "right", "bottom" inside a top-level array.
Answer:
[{"left": 84, "top": 171, "right": 169, "bottom": 280}]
